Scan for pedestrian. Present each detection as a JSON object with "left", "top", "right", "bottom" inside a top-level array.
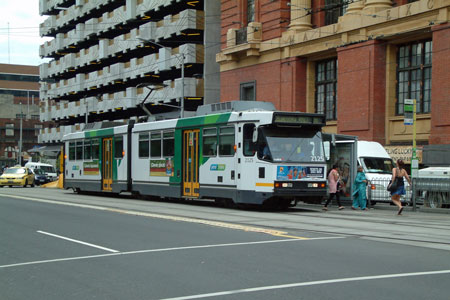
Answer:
[
  {"left": 390, "top": 159, "right": 411, "bottom": 215},
  {"left": 323, "top": 164, "right": 345, "bottom": 211},
  {"left": 352, "top": 166, "right": 368, "bottom": 210}
]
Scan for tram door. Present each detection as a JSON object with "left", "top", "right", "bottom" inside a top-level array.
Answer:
[
  {"left": 183, "top": 130, "right": 200, "bottom": 197},
  {"left": 102, "top": 138, "right": 113, "bottom": 191}
]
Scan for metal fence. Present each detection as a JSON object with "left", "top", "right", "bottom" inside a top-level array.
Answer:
[
  {"left": 367, "top": 177, "right": 413, "bottom": 205},
  {"left": 366, "top": 177, "right": 450, "bottom": 209},
  {"left": 413, "top": 178, "right": 450, "bottom": 209}
]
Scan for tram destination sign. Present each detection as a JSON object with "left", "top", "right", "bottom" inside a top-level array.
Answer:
[{"left": 273, "top": 113, "right": 324, "bottom": 126}]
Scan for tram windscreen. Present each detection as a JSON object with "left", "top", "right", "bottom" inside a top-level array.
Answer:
[{"left": 258, "top": 126, "right": 325, "bottom": 163}]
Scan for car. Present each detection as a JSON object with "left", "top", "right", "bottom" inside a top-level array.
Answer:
[
  {"left": 0, "top": 166, "right": 35, "bottom": 187},
  {"left": 33, "top": 168, "right": 50, "bottom": 186}
]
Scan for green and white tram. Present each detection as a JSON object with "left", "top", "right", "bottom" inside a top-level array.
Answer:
[{"left": 63, "top": 101, "right": 327, "bottom": 207}]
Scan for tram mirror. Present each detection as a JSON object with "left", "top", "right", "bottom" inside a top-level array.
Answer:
[
  {"left": 252, "top": 127, "right": 258, "bottom": 143},
  {"left": 323, "top": 141, "right": 330, "bottom": 161}
]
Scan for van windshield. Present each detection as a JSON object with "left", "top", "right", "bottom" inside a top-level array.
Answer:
[
  {"left": 361, "top": 157, "right": 394, "bottom": 174},
  {"left": 40, "top": 166, "right": 56, "bottom": 173}
]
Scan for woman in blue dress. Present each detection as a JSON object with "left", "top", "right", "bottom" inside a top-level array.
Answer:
[
  {"left": 352, "top": 166, "right": 368, "bottom": 210},
  {"left": 390, "top": 159, "right": 412, "bottom": 215}
]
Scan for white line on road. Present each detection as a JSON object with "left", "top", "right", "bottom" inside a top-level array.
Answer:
[
  {"left": 0, "top": 236, "right": 343, "bottom": 269},
  {"left": 158, "top": 269, "right": 450, "bottom": 300},
  {"left": 37, "top": 230, "right": 119, "bottom": 253}
]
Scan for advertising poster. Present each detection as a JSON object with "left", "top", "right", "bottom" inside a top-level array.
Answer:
[
  {"left": 276, "top": 166, "right": 324, "bottom": 180},
  {"left": 83, "top": 161, "right": 99, "bottom": 175},
  {"left": 150, "top": 159, "right": 174, "bottom": 177}
]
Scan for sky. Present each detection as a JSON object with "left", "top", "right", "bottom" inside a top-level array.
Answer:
[{"left": 0, "top": 0, "right": 51, "bottom": 66}]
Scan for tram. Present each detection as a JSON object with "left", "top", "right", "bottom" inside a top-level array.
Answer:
[{"left": 63, "top": 101, "right": 327, "bottom": 207}]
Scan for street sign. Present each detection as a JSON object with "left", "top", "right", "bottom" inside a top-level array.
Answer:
[{"left": 404, "top": 99, "right": 414, "bottom": 125}]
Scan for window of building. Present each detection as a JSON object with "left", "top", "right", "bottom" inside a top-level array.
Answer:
[
  {"left": 139, "top": 133, "right": 149, "bottom": 158},
  {"left": 31, "top": 115, "right": 40, "bottom": 120},
  {"left": 240, "top": 81, "right": 256, "bottom": 101},
  {"left": 6, "top": 124, "right": 14, "bottom": 136},
  {"left": 150, "top": 132, "right": 162, "bottom": 158},
  {"left": 315, "top": 59, "right": 337, "bottom": 121},
  {"left": 0, "top": 74, "right": 40, "bottom": 82},
  {"left": 219, "top": 126, "right": 235, "bottom": 156},
  {"left": 162, "top": 131, "right": 174, "bottom": 157},
  {"left": 203, "top": 127, "right": 217, "bottom": 157},
  {"left": 397, "top": 40, "right": 432, "bottom": 115},
  {"left": 325, "top": 0, "right": 348, "bottom": 25},
  {"left": 247, "top": 0, "right": 255, "bottom": 24},
  {"left": 16, "top": 113, "right": 26, "bottom": 119},
  {"left": 0, "top": 89, "right": 39, "bottom": 98},
  {"left": 34, "top": 124, "right": 42, "bottom": 137}
]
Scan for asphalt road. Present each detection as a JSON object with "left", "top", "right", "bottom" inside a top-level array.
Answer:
[{"left": 1, "top": 187, "right": 450, "bottom": 299}]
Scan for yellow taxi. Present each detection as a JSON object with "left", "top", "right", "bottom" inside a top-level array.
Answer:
[{"left": 0, "top": 166, "right": 35, "bottom": 187}]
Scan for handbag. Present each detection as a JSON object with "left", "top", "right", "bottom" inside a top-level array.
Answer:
[{"left": 387, "top": 177, "right": 398, "bottom": 192}]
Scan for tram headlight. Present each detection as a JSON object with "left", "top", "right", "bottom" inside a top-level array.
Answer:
[
  {"left": 282, "top": 183, "right": 293, "bottom": 188},
  {"left": 308, "top": 183, "right": 319, "bottom": 188}
]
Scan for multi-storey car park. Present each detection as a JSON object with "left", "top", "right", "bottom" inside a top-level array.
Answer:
[{"left": 38, "top": 0, "right": 220, "bottom": 144}]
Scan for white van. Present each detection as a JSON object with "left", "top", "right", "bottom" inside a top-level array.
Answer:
[
  {"left": 357, "top": 141, "right": 411, "bottom": 203},
  {"left": 25, "top": 162, "right": 58, "bottom": 181}
]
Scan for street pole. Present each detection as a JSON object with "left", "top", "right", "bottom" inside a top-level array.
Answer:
[
  {"left": 180, "top": 53, "right": 185, "bottom": 118},
  {"left": 19, "top": 102, "right": 23, "bottom": 166}
]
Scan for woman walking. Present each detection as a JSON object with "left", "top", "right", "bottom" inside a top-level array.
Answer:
[
  {"left": 323, "top": 164, "right": 345, "bottom": 211},
  {"left": 352, "top": 166, "right": 368, "bottom": 210},
  {"left": 390, "top": 159, "right": 411, "bottom": 215}
]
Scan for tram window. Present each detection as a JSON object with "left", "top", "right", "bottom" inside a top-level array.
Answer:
[
  {"left": 151, "top": 132, "right": 162, "bottom": 158},
  {"left": 76, "top": 141, "right": 83, "bottom": 160},
  {"left": 114, "top": 136, "right": 123, "bottom": 158},
  {"left": 219, "top": 126, "right": 235, "bottom": 156},
  {"left": 163, "top": 131, "right": 174, "bottom": 157},
  {"left": 69, "top": 142, "right": 76, "bottom": 161},
  {"left": 84, "top": 140, "right": 92, "bottom": 160},
  {"left": 203, "top": 127, "right": 217, "bottom": 156},
  {"left": 92, "top": 140, "right": 100, "bottom": 160},
  {"left": 243, "top": 124, "right": 256, "bottom": 156},
  {"left": 139, "top": 133, "right": 149, "bottom": 158}
]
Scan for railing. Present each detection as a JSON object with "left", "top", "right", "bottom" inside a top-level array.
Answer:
[
  {"left": 366, "top": 177, "right": 450, "bottom": 209},
  {"left": 367, "top": 177, "right": 413, "bottom": 205},
  {"left": 413, "top": 178, "right": 450, "bottom": 209}
]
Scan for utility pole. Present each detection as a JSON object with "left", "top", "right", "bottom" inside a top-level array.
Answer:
[
  {"left": 19, "top": 102, "right": 23, "bottom": 165},
  {"left": 180, "top": 53, "right": 185, "bottom": 118}
]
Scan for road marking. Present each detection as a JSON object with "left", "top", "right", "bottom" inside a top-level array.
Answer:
[
  {"left": 158, "top": 269, "right": 450, "bottom": 300},
  {"left": 37, "top": 230, "right": 119, "bottom": 253},
  {"left": 0, "top": 193, "right": 308, "bottom": 239},
  {"left": 0, "top": 236, "right": 343, "bottom": 269}
]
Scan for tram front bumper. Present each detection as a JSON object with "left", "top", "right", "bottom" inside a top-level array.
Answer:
[{"left": 274, "top": 181, "right": 327, "bottom": 196}]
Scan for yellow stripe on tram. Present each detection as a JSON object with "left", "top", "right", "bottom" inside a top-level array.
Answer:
[{"left": 255, "top": 182, "right": 274, "bottom": 187}]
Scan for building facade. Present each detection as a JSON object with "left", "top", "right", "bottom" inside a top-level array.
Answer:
[
  {"left": 217, "top": 0, "right": 450, "bottom": 166},
  {"left": 39, "top": 0, "right": 220, "bottom": 144},
  {"left": 0, "top": 64, "right": 43, "bottom": 167}
]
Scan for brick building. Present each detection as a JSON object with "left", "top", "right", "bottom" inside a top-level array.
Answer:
[
  {"left": 0, "top": 64, "right": 44, "bottom": 167},
  {"left": 217, "top": 0, "right": 450, "bottom": 166}
]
